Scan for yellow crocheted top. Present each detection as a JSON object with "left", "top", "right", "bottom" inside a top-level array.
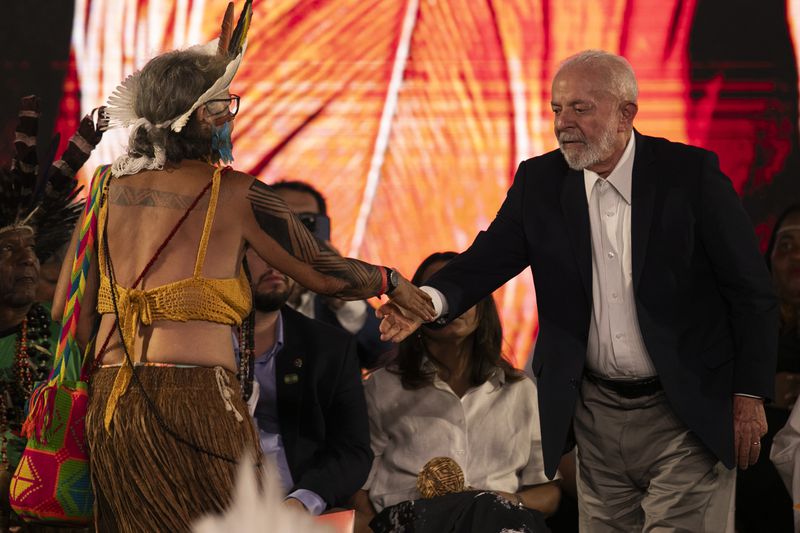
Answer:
[{"left": 96, "top": 167, "right": 251, "bottom": 430}]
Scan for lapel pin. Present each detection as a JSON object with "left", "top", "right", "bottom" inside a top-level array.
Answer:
[
  {"left": 293, "top": 357, "right": 303, "bottom": 368},
  {"left": 284, "top": 373, "right": 299, "bottom": 384}
]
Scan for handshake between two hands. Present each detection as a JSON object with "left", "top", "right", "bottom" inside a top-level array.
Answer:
[
  {"left": 375, "top": 275, "right": 437, "bottom": 343},
  {"left": 373, "top": 270, "right": 773, "bottom": 474}
]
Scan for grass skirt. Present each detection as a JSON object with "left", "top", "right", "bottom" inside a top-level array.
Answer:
[{"left": 86, "top": 365, "right": 262, "bottom": 533}]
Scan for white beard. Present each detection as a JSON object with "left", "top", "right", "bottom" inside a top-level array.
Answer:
[{"left": 558, "top": 123, "right": 618, "bottom": 171}]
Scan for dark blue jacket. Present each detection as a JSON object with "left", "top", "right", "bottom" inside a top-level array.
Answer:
[
  {"left": 427, "top": 132, "right": 779, "bottom": 478},
  {"left": 276, "top": 306, "right": 373, "bottom": 507}
]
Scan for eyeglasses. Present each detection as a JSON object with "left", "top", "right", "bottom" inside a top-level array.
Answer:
[
  {"left": 297, "top": 212, "right": 331, "bottom": 241},
  {"left": 204, "top": 94, "right": 240, "bottom": 117}
]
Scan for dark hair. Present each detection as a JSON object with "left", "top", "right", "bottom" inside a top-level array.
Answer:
[
  {"left": 128, "top": 50, "right": 228, "bottom": 164},
  {"left": 388, "top": 251, "right": 523, "bottom": 389},
  {"left": 271, "top": 180, "right": 328, "bottom": 215},
  {"left": 765, "top": 204, "right": 800, "bottom": 271},
  {"left": 765, "top": 204, "right": 800, "bottom": 334}
]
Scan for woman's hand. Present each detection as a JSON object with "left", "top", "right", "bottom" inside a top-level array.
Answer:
[
  {"left": 377, "top": 291, "right": 432, "bottom": 343},
  {"left": 493, "top": 491, "right": 522, "bottom": 506},
  {"left": 350, "top": 490, "right": 376, "bottom": 533},
  {"left": 491, "top": 483, "right": 562, "bottom": 516},
  {"left": 387, "top": 275, "right": 436, "bottom": 322}
]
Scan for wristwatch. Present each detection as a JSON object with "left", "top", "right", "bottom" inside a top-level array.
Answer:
[{"left": 385, "top": 267, "right": 399, "bottom": 296}]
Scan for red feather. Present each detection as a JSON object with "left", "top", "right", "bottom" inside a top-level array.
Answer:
[{"left": 217, "top": 2, "right": 235, "bottom": 56}]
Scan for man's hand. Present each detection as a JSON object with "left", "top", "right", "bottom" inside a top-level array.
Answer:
[
  {"left": 283, "top": 497, "right": 309, "bottom": 513},
  {"left": 386, "top": 275, "right": 436, "bottom": 322},
  {"left": 377, "top": 301, "right": 425, "bottom": 342},
  {"left": 733, "top": 395, "right": 768, "bottom": 470}
]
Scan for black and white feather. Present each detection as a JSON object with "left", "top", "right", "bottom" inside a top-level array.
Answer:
[{"left": 0, "top": 95, "right": 105, "bottom": 262}]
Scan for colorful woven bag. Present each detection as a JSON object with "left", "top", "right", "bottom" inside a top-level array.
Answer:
[{"left": 9, "top": 165, "right": 111, "bottom": 526}]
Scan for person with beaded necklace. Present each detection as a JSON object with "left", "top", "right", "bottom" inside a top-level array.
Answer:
[{"left": 0, "top": 96, "right": 104, "bottom": 532}]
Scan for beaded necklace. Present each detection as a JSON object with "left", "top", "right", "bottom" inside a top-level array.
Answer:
[
  {"left": 0, "top": 303, "right": 52, "bottom": 467},
  {"left": 238, "top": 256, "right": 255, "bottom": 402}
]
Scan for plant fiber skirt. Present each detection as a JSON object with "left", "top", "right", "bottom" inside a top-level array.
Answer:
[{"left": 86, "top": 365, "right": 261, "bottom": 533}]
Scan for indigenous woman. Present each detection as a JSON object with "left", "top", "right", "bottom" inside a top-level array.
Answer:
[{"left": 52, "top": 3, "right": 433, "bottom": 531}]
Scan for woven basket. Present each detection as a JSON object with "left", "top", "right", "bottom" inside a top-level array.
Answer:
[{"left": 416, "top": 457, "right": 465, "bottom": 499}]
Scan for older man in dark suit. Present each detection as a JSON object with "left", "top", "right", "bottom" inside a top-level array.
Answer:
[
  {"left": 244, "top": 249, "right": 372, "bottom": 515},
  {"left": 378, "top": 50, "right": 778, "bottom": 531}
]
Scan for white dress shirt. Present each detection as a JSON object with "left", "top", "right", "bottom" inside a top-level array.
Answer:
[
  {"left": 583, "top": 135, "right": 656, "bottom": 378},
  {"left": 290, "top": 291, "right": 369, "bottom": 334},
  {"left": 770, "top": 398, "right": 800, "bottom": 532},
  {"left": 422, "top": 135, "right": 761, "bottom": 389},
  {"left": 424, "top": 136, "right": 655, "bottom": 379},
  {"left": 362, "top": 364, "right": 554, "bottom": 512}
]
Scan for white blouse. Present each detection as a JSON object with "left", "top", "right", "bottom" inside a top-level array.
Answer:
[
  {"left": 771, "top": 398, "right": 800, "bottom": 532},
  {"left": 363, "top": 363, "right": 554, "bottom": 512}
]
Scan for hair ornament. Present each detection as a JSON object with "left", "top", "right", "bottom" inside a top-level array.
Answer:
[
  {"left": 0, "top": 95, "right": 105, "bottom": 261},
  {"left": 104, "top": 1, "right": 252, "bottom": 135}
]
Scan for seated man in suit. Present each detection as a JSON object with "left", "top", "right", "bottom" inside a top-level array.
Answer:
[
  {"left": 244, "top": 247, "right": 373, "bottom": 515},
  {"left": 271, "top": 180, "right": 393, "bottom": 368}
]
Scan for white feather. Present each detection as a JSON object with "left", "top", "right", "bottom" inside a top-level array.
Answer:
[
  {"left": 105, "top": 72, "right": 141, "bottom": 129},
  {"left": 169, "top": 45, "right": 246, "bottom": 132},
  {"left": 104, "top": 38, "right": 242, "bottom": 133},
  {"left": 191, "top": 455, "right": 331, "bottom": 533},
  {"left": 187, "top": 39, "right": 219, "bottom": 56}
]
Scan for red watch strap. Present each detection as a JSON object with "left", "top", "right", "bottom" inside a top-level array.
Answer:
[{"left": 377, "top": 266, "right": 388, "bottom": 297}]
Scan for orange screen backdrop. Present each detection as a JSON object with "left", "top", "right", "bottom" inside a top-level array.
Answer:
[{"left": 63, "top": 0, "right": 800, "bottom": 368}]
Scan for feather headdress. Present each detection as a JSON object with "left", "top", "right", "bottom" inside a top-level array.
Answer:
[
  {"left": 0, "top": 95, "right": 106, "bottom": 262},
  {"left": 105, "top": 0, "right": 253, "bottom": 133}
]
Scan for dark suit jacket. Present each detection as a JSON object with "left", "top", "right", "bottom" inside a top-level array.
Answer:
[
  {"left": 427, "top": 132, "right": 779, "bottom": 478},
  {"left": 312, "top": 295, "right": 394, "bottom": 369},
  {"left": 275, "top": 306, "right": 373, "bottom": 508}
]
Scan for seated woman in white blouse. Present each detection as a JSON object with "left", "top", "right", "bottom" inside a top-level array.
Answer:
[{"left": 352, "top": 252, "right": 560, "bottom": 533}]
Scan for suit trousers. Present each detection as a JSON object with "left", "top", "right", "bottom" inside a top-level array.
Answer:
[{"left": 574, "top": 378, "right": 735, "bottom": 532}]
